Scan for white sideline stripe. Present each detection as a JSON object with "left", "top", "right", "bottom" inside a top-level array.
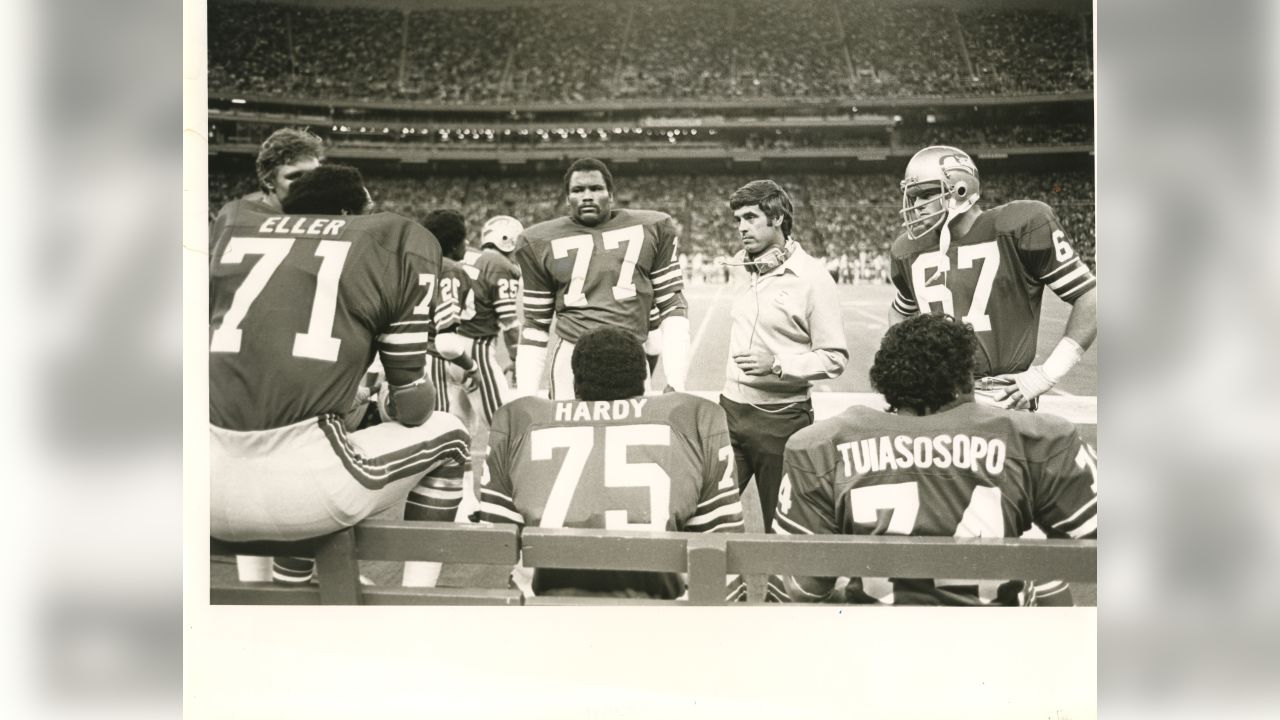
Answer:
[
  {"left": 683, "top": 391, "right": 1097, "bottom": 425},
  {"left": 688, "top": 284, "right": 727, "bottom": 363}
]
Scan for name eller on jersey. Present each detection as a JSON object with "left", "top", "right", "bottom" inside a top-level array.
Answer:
[
  {"left": 553, "top": 398, "right": 649, "bottom": 423},
  {"left": 836, "top": 434, "right": 1008, "bottom": 477},
  {"left": 256, "top": 216, "right": 348, "bottom": 236}
]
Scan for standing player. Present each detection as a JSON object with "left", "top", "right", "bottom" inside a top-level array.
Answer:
[
  {"left": 514, "top": 158, "right": 689, "bottom": 399},
  {"left": 479, "top": 328, "right": 745, "bottom": 601},
  {"left": 769, "top": 314, "right": 1098, "bottom": 605},
  {"left": 458, "top": 215, "right": 524, "bottom": 426},
  {"left": 888, "top": 145, "right": 1098, "bottom": 604},
  {"left": 422, "top": 209, "right": 481, "bottom": 419},
  {"left": 210, "top": 165, "right": 470, "bottom": 589},
  {"left": 888, "top": 145, "right": 1097, "bottom": 410},
  {"left": 210, "top": 127, "right": 324, "bottom": 251}
]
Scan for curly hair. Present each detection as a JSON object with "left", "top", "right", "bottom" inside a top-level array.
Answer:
[
  {"left": 423, "top": 209, "right": 468, "bottom": 261},
  {"left": 870, "top": 314, "right": 977, "bottom": 414},
  {"left": 572, "top": 328, "right": 646, "bottom": 401},
  {"left": 256, "top": 127, "right": 324, "bottom": 192},
  {"left": 563, "top": 157, "right": 614, "bottom": 195},
  {"left": 728, "top": 179, "right": 794, "bottom": 238},
  {"left": 280, "top": 164, "right": 367, "bottom": 216}
]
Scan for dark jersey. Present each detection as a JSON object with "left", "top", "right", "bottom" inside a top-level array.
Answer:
[
  {"left": 479, "top": 393, "right": 743, "bottom": 598},
  {"left": 514, "top": 209, "right": 686, "bottom": 347},
  {"left": 773, "top": 402, "right": 1097, "bottom": 606},
  {"left": 210, "top": 205, "right": 446, "bottom": 431},
  {"left": 436, "top": 257, "right": 467, "bottom": 335},
  {"left": 210, "top": 196, "right": 276, "bottom": 254},
  {"left": 889, "top": 200, "right": 1096, "bottom": 376},
  {"left": 459, "top": 248, "right": 521, "bottom": 339}
]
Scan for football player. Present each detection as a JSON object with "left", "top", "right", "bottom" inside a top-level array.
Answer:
[
  {"left": 210, "top": 164, "right": 470, "bottom": 589},
  {"left": 513, "top": 158, "right": 689, "bottom": 399},
  {"left": 422, "top": 209, "right": 481, "bottom": 419},
  {"left": 210, "top": 127, "right": 324, "bottom": 252},
  {"left": 479, "top": 328, "right": 746, "bottom": 601},
  {"left": 889, "top": 145, "right": 1097, "bottom": 410},
  {"left": 769, "top": 313, "right": 1098, "bottom": 606},
  {"left": 458, "top": 214, "right": 525, "bottom": 426},
  {"left": 888, "top": 145, "right": 1098, "bottom": 604}
]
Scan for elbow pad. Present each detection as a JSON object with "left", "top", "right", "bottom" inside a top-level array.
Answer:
[
  {"left": 377, "top": 377, "right": 436, "bottom": 427},
  {"left": 433, "top": 332, "right": 469, "bottom": 361},
  {"left": 658, "top": 315, "right": 690, "bottom": 392}
]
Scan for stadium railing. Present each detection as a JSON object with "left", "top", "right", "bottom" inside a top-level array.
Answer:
[{"left": 211, "top": 523, "right": 1096, "bottom": 606}]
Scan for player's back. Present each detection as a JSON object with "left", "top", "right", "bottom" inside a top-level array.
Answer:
[
  {"left": 781, "top": 401, "right": 1097, "bottom": 605},
  {"left": 484, "top": 391, "right": 736, "bottom": 597},
  {"left": 210, "top": 206, "right": 438, "bottom": 431},
  {"left": 459, "top": 247, "right": 520, "bottom": 338}
]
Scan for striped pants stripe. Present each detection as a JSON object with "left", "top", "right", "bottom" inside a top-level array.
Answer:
[{"left": 469, "top": 336, "right": 512, "bottom": 424}]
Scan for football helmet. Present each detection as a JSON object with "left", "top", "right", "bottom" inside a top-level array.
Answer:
[
  {"left": 480, "top": 215, "right": 524, "bottom": 254},
  {"left": 899, "top": 145, "right": 981, "bottom": 241}
]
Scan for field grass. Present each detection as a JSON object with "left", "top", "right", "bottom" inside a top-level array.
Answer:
[{"left": 211, "top": 279, "right": 1097, "bottom": 604}]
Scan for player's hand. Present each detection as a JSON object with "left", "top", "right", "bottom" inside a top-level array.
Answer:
[
  {"left": 990, "top": 367, "right": 1055, "bottom": 410},
  {"left": 733, "top": 349, "right": 775, "bottom": 376},
  {"left": 461, "top": 365, "right": 480, "bottom": 394}
]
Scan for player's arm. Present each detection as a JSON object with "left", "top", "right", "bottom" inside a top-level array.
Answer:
[
  {"left": 513, "top": 237, "right": 553, "bottom": 396},
  {"left": 887, "top": 255, "right": 918, "bottom": 325},
  {"left": 375, "top": 228, "right": 448, "bottom": 426},
  {"left": 651, "top": 218, "right": 690, "bottom": 391},
  {"left": 771, "top": 269, "right": 849, "bottom": 382},
  {"left": 766, "top": 442, "right": 841, "bottom": 603},
  {"left": 996, "top": 205, "right": 1098, "bottom": 409},
  {"left": 681, "top": 410, "right": 747, "bottom": 602},
  {"left": 1030, "top": 430, "right": 1098, "bottom": 606},
  {"left": 492, "top": 263, "right": 523, "bottom": 373}
]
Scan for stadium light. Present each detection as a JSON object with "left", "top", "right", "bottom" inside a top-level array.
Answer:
[{"left": 230, "top": 98, "right": 246, "bottom": 104}]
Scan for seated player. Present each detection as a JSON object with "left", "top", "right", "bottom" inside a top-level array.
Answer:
[
  {"left": 209, "top": 164, "right": 470, "bottom": 589},
  {"left": 769, "top": 313, "right": 1098, "bottom": 606},
  {"left": 478, "top": 328, "right": 745, "bottom": 601}
]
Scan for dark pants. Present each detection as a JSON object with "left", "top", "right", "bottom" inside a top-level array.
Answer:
[{"left": 719, "top": 396, "right": 814, "bottom": 532}]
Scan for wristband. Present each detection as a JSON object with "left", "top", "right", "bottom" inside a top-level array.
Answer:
[{"left": 1041, "top": 337, "right": 1084, "bottom": 384}]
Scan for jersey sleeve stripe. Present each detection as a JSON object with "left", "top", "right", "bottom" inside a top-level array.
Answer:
[
  {"left": 379, "top": 349, "right": 429, "bottom": 357},
  {"left": 480, "top": 487, "right": 515, "bottom": 505},
  {"left": 522, "top": 297, "right": 554, "bottom": 307},
  {"left": 1050, "top": 497, "right": 1097, "bottom": 529},
  {"left": 1054, "top": 275, "right": 1097, "bottom": 302},
  {"left": 773, "top": 513, "right": 813, "bottom": 535},
  {"left": 408, "top": 486, "right": 464, "bottom": 501},
  {"left": 685, "top": 501, "right": 744, "bottom": 529},
  {"left": 389, "top": 320, "right": 432, "bottom": 328},
  {"left": 651, "top": 267, "right": 683, "bottom": 285},
  {"left": 478, "top": 502, "right": 525, "bottom": 525},
  {"left": 523, "top": 288, "right": 552, "bottom": 298},
  {"left": 1045, "top": 265, "right": 1089, "bottom": 289},
  {"left": 1066, "top": 515, "right": 1097, "bottom": 539},
  {"left": 1042, "top": 258, "right": 1088, "bottom": 282},
  {"left": 705, "top": 518, "right": 744, "bottom": 532},
  {"left": 892, "top": 293, "right": 918, "bottom": 315},
  {"left": 378, "top": 332, "right": 433, "bottom": 345},
  {"left": 696, "top": 488, "right": 739, "bottom": 509}
]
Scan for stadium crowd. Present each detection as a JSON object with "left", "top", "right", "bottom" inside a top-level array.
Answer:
[
  {"left": 208, "top": 0, "right": 1094, "bottom": 103},
  {"left": 209, "top": 167, "right": 1095, "bottom": 271}
]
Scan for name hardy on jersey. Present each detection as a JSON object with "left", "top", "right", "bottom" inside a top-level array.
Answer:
[
  {"left": 255, "top": 216, "right": 348, "bottom": 236},
  {"left": 553, "top": 398, "right": 649, "bottom": 423},
  {"left": 837, "top": 434, "right": 1008, "bottom": 476}
]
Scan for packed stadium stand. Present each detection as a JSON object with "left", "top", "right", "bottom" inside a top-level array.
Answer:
[{"left": 208, "top": 0, "right": 1093, "bottom": 102}]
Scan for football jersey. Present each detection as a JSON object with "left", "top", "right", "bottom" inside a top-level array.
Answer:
[
  {"left": 479, "top": 392, "right": 744, "bottom": 598},
  {"left": 459, "top": 247, "right": 521, "bottom": 339},
  {"left": 435, "top": 257, "right": 467, "bottom": 335},
  {"left": 514, "top": 209, "right": 687, "bottom": 347},
  {"left": 889, "top": 200, "right": 1096, "bottom": 376},
  {"left": 210, "top": 196, "right": 276, "bottom": 254},
  {"left": 210, "top": 205, "right": 449, "bottom": 431},
  {"left": 772, "top": 401, "right": 1098, "bottom": 606}
]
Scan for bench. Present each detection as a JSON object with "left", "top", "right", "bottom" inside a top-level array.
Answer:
[{"left": 212, "top": 523, "right": 1095, "bottom": 606}]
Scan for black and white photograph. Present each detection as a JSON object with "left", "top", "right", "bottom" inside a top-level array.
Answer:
[{"left": 196, "top": 0, "right": 1105, "bottom": 715}]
